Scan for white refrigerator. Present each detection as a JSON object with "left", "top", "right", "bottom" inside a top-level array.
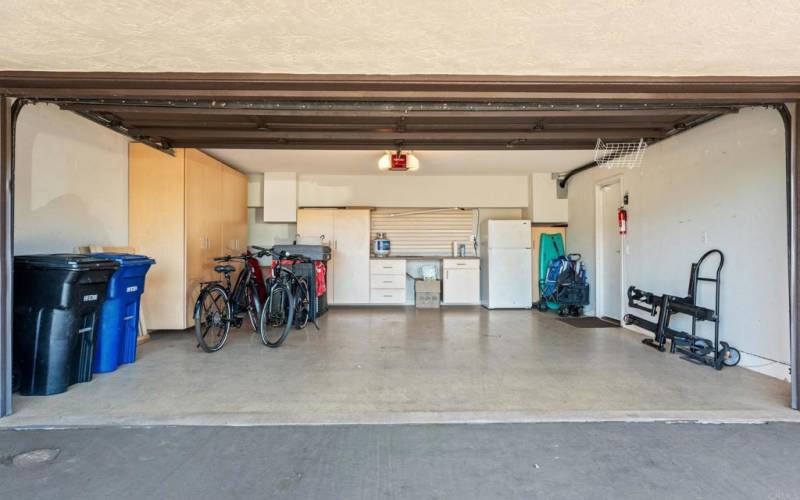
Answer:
[{"left": 480, "top": 220, "right": 532, "bottom": 309}]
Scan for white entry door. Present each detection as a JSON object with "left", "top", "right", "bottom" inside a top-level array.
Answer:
[{"left": 599, "top": 182, "right": 622, "bottom": 319}]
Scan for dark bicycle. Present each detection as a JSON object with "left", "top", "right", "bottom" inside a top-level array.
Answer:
[
  {"left": 193, "top": 248, "right": 270, "bottom": 352},
  {"left": 254, "top": 246, "right": 314, "bottom": 348}
]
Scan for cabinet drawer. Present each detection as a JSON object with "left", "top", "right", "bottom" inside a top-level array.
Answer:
[
  {"left": 443, "top": 259, "right": 479, "bottom": 270},
  {"left": 370, "top": 288, "right": 406, "bottom": 304},
  {"left": 370, "top": 274, "right": 406, "bottom": 289},
  {"left": 370, "top": 259, "right": 406, "bottom": 275}
]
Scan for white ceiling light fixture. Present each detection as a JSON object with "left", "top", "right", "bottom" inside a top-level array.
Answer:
[{"left": 378, "top": 150, "right": 420, "bottom": 172}]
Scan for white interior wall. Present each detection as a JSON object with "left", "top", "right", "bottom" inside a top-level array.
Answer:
[
  {"left": 247, "top": 208, "right": 296, "bottom": 248},
  {"left": 526, "top": 173, "right": 568, "bottom": 223},
  {"left": 248, "top": 173, "right": 528, "bottom": 246},
  {"left": 567, "top": 107, "right": 790, "bottom": 380},
  {"left": 298, "top": 175, "right": 528, "bottom": 208},
  {"left": 14, "top": 104, "right": 130, "bottom": 254}
]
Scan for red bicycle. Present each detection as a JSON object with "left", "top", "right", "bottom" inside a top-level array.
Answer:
[{"left": 193, "top": 248, "right": 270, "bottom": 352}]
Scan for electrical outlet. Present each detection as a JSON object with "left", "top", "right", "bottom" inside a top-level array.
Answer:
[{"left": 702, "top": 231, "right": 709, "bottom": 244}]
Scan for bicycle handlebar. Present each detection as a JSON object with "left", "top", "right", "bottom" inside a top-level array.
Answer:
[
  {"left": 213, "top": 246, "right": 273, "bottom": 262},
  {"left": 250, "top": 245, "right": 312, "bottom": 263}
]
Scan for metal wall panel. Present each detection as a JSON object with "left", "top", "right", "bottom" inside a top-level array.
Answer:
[{"left": 370, "top": 208, "right": 475, "bottom": 257}]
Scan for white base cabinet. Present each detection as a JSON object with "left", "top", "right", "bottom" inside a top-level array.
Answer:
[
  {"left": 442, "top": 259, "right": 480, "bottom": 305},
  {"left": 370, "top": 259, "right": 407, "bottom": 304}
]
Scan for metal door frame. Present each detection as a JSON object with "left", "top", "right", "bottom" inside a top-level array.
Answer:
[
  {"left": 0, "top": 97, "right": 23, "bottom": 416},
  {"left": 0, "top": 75, "right": 798, "bottom": 415}
]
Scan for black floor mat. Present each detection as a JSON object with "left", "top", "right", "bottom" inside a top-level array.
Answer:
[{"left": 559, "top": 317, "right": 620, "bottom": 328}]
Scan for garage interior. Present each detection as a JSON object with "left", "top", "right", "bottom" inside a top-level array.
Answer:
[{"left": 1, "top": 74, "right": 799, "bottom": 426}]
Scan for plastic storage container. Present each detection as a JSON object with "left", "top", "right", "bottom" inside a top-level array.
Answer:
[
  {"left": 90, "top": 253, "right": 155, "bottom": 373},
  {"left": 13, "top": 254, "right": 119, "bottom": 396}
]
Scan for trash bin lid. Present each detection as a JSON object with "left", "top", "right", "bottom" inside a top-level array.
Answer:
[
  {"left": 90, "top": 253, "right": 156, "bottom": 267},
  {"left": 14, "top": 254, "right": 120, "bottom": 271}
]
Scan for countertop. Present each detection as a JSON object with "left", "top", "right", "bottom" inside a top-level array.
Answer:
[{"left": 370, "top": 255, "right": 479, "bottom": 260}]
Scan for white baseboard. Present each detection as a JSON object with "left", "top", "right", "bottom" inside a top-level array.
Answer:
[
  {"left": 620, "top": 324, "right": 790, "bottom": 382},
  {"left": 737, "top": 352, "right": 791, "bottom": 381}
]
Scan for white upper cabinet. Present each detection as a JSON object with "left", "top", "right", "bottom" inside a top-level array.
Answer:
[{"left": 263, "top": 172, "right": 297, "bottom": 222}]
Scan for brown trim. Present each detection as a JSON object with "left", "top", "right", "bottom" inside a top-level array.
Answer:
[{"left": 1, "top": 72, "right": 800, "bottom": 101}]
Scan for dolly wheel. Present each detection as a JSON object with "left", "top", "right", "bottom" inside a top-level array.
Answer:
[
  {"left": 723, "top": 347, "right": 741, "bottom": 367},
  {"left": 537, "top": 301, "right": 548, "bottom": 312}
]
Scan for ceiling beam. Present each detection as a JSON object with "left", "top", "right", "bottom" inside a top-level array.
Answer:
[
  {"left": 55, "top": 102, "right": 739, "bottom": 118},
  {"left": 128, "top": 128, "right": 668, "bottom": 141},
  {"left": 168, "top": 141, "right": 599, "bottom": 150}
]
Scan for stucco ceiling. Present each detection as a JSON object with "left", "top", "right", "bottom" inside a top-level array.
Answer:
[
  {"left": 2, "top": 1, "right": 800, "bottom": 75},
  {"left": 204, "top": 149, "right": 595, "bottom": 176}
]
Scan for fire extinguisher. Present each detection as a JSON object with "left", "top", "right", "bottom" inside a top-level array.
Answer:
[{"left": 618, "top": 207, "right": 628, "bottom": 235}]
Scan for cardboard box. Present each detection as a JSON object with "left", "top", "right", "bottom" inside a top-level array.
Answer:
[
  {"left": 415, "top": 279, "right": 441, "bottom": 293},
  {"left": 415, "top": 279, "right": 441, "bottom": 308}
]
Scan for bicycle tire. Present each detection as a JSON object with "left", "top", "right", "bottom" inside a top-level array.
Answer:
[
  {"left": 245, "top": 283, "right": 261, "bottom": 332},
  {"left": 259, "top": 281, "right": 294, "bottom": 348},
  {"left": 194, "top": 285, "right": 232, "bottom": 352},
  {"left": 294, "top": 278, "right": 310, "bottom": 330}
]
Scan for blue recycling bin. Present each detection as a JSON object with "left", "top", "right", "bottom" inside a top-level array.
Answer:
[{"left": 90, "top": 253, "right": 155, "bottom": 373}]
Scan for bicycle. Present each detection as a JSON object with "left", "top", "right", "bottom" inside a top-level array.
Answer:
[
  {"left": 254, "top": 246, "right": 315, "bottom": 348},
  {"left": 193, "top": 248, "right": 269, "bottom": 352}
]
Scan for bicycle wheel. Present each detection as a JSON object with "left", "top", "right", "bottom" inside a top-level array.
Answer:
[
  {"left": 293, "top": 278, "right": 310, "bottom": 330},
  {"left": 194, "top": 285, "right": 232, "bottom": 352},
  {"left": 259, "top": 281, "right": 294, "bottom": 347},
  {"left": 245, "top": 283, "right": 261, "bottom": 332}
]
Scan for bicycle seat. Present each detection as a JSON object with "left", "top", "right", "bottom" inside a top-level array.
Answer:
[{"left": 214, "top": 265, "right": 235, "bottom": 274}]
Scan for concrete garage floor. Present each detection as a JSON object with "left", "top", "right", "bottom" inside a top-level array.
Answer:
[
  {"left": 2, "top": 307, "right": 795, "bottom": 427},
  {"left": 3, "top": 423, "right": 800, "bottom": 499}
]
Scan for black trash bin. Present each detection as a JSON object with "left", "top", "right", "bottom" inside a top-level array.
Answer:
[{"left": 13, "top": 254, "right": 119, "bottom": 396}]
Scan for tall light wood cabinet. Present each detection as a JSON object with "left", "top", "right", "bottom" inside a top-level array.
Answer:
[
  {"left": 129, "top": 144, "right": 248, "bottom": 330},
  {"left": 221, "top": 165, "right": 249, "bottom": 254},
  {"left": 297, "top": 209, "right": 370, "bottom": 305}
]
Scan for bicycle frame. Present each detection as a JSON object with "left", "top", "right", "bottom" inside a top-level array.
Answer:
[{"left": 213, "top": 254, "right": 265, "bottom": 320}]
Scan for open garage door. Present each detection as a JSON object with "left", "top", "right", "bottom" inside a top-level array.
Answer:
[{"left": 1, "top": 74, "right": 799, "bottom": 418}]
